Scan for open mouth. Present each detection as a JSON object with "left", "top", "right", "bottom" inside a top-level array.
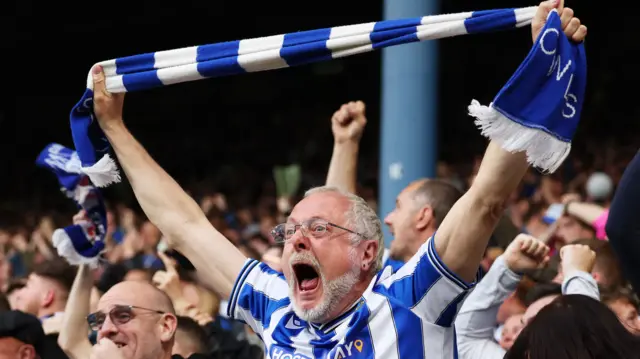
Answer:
[
  {"left": 114, "top": 342, "right": 126, "bottom": 349},
  {"left": 292, "top": 263, "right": 320, "bottom": 292}
]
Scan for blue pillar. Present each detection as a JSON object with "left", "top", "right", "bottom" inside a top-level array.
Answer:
[{"left": 379, "top": 0, "right": 439, "bottom": 247}]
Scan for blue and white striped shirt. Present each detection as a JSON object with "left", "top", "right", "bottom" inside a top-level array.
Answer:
[{"left": 227, "top": 236, "right": 480, "bottom": 358}]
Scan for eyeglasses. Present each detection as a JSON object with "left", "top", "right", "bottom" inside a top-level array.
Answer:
[
  {"left": 271, "top": 218, "right": 366, "bottom": 244},
  {"left": 86, "top": 305, "right": 165, "bottom": 331}
]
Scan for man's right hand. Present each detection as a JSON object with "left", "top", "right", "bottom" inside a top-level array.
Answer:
[
  {"left": 331, "top": 101, "right": 367, "bottom": 144},
  {"left": 531, "top": 0, "right": 587, "bottom": 44},
  {"left": 92, "top": 65, "right": 125, "bottom": 130},
  {"left": 560, "top": 244, "right": 596, "bottom": 276},
  {"left": 504, "top": 234, "right": 550, "bottom": 273}
]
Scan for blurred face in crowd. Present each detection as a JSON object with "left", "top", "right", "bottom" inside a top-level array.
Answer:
[
  {"left": 92, "top": 282, "right": 176, "bottom": 359},
  {"left": 13, "top": 274, "right": 56, "bottom": 316},
  {"left": 606, "top": 298, "right": 640, "bottom": 335},
  {"left": 500, "top": 313, "right": 524, "bottom": 350},
  {"left": 140, "top": 222, "right": 161, "bottom": 251},
  {"left": 0, "top": 337, "right": 37, "bottom": 359},
  {"left": 385, "top": 180, "right": 431, "bottom": 261},
  {"left": 522, "top": 294, "right": 558, "bottom": 327},
  {"left": 0, "top": 252, "right": 9, "bottom": 291},
  {"left": 555, "top": 215, "right": 595, "bottom": 244},
  {"left": 281, "top": 191, "right": 376, "bottom": 323},
  {"left": 107, "top": 210, "right": 117, "bottom": 233}
]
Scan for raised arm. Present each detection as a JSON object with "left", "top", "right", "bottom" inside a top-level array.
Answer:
[
  {"left": 91, "top": 67, "right": 246, "bottom": 298},
  {"left": 57, "top": 264, "right": 93, "bottom": 359},
  {"left": 325, "top": 101, "right": 367, "bottom": 193},
  {"left": 434, "top": 1, "right": 587, "bottom": 282}
]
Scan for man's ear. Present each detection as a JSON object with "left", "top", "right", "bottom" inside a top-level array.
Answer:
[
  {"left": 41, "top": 289, "right": 54, "bottom": 308},
  {"left": 159, "top": 314, "right": 177, "bottom": 343},
  {"left": 414, "top": 205, "right": 434, "bottom": 231},
  {"left": 361, "top": 240, "right": 379, "bottom": 273},
  {"left": 18, "top": 344, "right": 36, "bottom": 359}
]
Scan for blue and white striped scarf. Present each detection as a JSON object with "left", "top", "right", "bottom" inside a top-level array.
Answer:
[
  {"left": 36, "top": 144, "right": 106, "bottom": 267},
  {"left": 71, "top": 6, "right": 550, "bottom": 188},
  {"left": 55, "top": 7, "right": 586, "bottom": 264}
]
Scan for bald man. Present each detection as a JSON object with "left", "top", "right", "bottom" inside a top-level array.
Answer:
[
  {"left": 87, "top": 281, "right": 178, "bottom": 359},
  {"left": 384, "top": 179, "right": 463, "bottom": 262}
]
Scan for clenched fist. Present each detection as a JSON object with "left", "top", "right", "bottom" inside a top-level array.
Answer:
[
  {"left": 331, "top": 101, "right": 367, "bottom": 144},
  {"left": 531, "top": 0, "right": 587, "bottom": 43},
  {"left": 90, "top": 338, "right": 125, "bottom": 359},
  {"left": 504, "top": 234, "right": 550, "bottom": 273},
  {"left": 560, "top": 244, "right": 596, "bottom": 277}
]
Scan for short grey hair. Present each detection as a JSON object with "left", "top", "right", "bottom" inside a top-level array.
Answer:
[{"left": 304, "top": 186, "right": 384, "bottom": 274}]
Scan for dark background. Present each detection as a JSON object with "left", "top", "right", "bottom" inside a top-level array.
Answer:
[{"left": 1, "top": 0, "right": 634, "bottom": 210}]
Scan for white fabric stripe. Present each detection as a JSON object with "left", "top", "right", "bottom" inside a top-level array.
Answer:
[
  {"left": 421, "top": 320, "right": 451, "bottom": 358},
  {"left": 330, "top": 22, "right": 376, "bottom": 39},
  {"left": 326, "top": 33, "right": 374, "bottom": 52},
  {"left": 515, "top": 6, "right": 538, "bottom": 22},
  {"left": 330, "top": 44, "right": 374, "bottom": 59},
  {"left": 101, "top": 60, "right": 118, "bottom": 77},
  {"left": 228, "top": 259, "right": 259, "bottom": 317},
  {"left": 516, "top": 19, "right": 534, "bottom": 28},
  {"left": 243, "top": 266, "right": 290, "bottom": 301},
  {"left": 420, "top": 11, "right": 473, "bottom": 25},
  {"left": 238, "top": 36, "right": 288, "bottom": 72},
  {"left": 367, "top": 292, "right": 399, "bottom": 359},
  {"left": 154, "top": 46, "right": 199, "bottom": 70},
  {"left": 157, "top": 63, "right": 205, "bottom": 86},
  {"left": 239, "top": 35, "right": 286, "bottom": 55},
  {"left": 262, "top": 305, "right": 291, "bottom": 350},
  {"left": 237, "top": 49, "right": 289, "bottom": 72},
  {"left": 416, "top": 20, "right": 469, "bottom": 39},
  {"left": 236, "top": 306, "right": 265, "bottom": 335},
  {"left": 415, "top": 277, "right": 462, "bottom": 323},
  {"left": 290, "top": 326, "right": 318, "bottom": 358}
]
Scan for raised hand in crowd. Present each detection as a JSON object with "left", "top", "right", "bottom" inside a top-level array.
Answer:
[
  {"left": 331, "top": 101, "right": 367, "bottom": 145},
  {"left": 559, "top": 243, "right": 597, "bottom": 279},
  {"left": 153, "top": 251, "right": 213, "bottom": 326},
  {"left": 90, "top": 338, "right": 126, "bottom": 359},
  {"left": 504, "top": 234, "right": 551, "bottom": 273},
  {"left": 326, "top": 101, "right": 367, "bottom": 193},
  {"left": 152, "top": 251, "right": 183, "bottom": 303}
]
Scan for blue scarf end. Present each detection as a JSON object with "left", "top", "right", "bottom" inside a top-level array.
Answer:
[
  {"left": 468, "top": 9, "right": 586, "bottom": 173},
  {"left": 36, "top": 143, "right": 107, "bottom": 267},
  {"left": 70, "top": 87, "right": 121, "bottom": 187}
]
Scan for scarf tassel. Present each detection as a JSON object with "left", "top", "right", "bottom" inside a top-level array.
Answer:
[{"left": 468, "top": 100, "right": 571, "bottom": 174}]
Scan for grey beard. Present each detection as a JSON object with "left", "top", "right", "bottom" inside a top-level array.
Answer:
[{"left": 288, "top": 249, "right": 361, "bottom": 323}]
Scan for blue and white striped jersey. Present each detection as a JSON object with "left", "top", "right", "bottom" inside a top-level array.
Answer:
[
  {"left": 381, "top": 248, "right": 405, "bottom": 274},
  {"left": 227, "top": 236, "right": 480, "bottom": 359}
]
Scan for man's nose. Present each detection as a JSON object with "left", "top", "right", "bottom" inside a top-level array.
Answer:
[
  {"left": 290, "top": 229, "right": 311, "bottom": 252},
  {"left": 384, "top": 211, "right": 394, "bottom": 226},
  {"left": 97, "top": 317, "right": 119, "bottom": 340}
]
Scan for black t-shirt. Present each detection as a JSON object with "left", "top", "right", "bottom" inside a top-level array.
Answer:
[
  {"left": 172, "top": 354, "right": 210, "bottom": 359},
  {"left": 41, "top": 334, "right": 70, "bottom": 359}
]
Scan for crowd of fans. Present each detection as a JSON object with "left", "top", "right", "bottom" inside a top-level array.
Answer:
[
  {"left": 2, "top": 4, "right": 640, "bottom": 358},
  {"left": 1, "top": 96, "right": 638, "bottom": 358}
]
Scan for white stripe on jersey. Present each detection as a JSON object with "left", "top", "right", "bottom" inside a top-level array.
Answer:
[{"left": 227, "top": 235, "right": 481, "bottom": 359}]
